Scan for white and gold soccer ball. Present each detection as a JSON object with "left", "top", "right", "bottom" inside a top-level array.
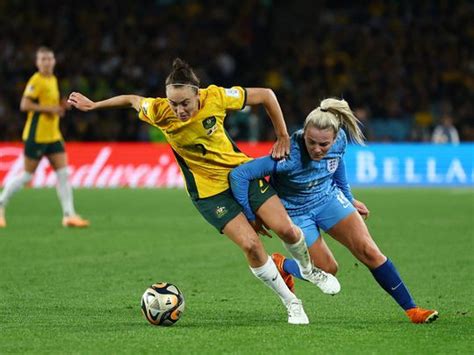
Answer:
[{"left": 140, "top": 282, "right": 185, "bottom": 326}]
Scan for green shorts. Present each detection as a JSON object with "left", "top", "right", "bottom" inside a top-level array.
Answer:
[
  {"left": 192, "top": 178, "right": 276, "bottom": 232},
  {"left": 24, "top": 140, "right": 65, "bottom": 160}
]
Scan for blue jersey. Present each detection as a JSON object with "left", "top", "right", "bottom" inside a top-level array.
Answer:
[{"left": 230, "top": 129, "right": 354, "bottom": 221}]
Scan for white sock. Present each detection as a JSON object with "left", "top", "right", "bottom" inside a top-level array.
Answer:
[
  {"left": 56, "top": 167, "right": 75, "bottom": 217},
  {"left": 283, "top": 227, "right": 312, "bottom": 275},
  {"left": 250, "top": 255, "right": 297, "bottom": 305},
  {"left": 0, "top": 172, "right": 33, "bottom": 207}
]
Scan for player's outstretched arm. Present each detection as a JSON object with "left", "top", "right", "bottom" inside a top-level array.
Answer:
[
  {"left": 20, "top": 97, "right": 65, "bottom": 116},
  {"left": 245, "top": 88, "right": 290, "bottom": 159},
  {"left": 68, "top": 92, "right": 143, "bottom": 112}
]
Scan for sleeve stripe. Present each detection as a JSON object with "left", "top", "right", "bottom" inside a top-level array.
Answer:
[{"left": 240, "top": 87, "right": 247, "bottom": 110}]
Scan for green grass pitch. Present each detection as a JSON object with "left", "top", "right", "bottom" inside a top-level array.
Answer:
[{"left": 0, "top": 188, "right": 472, "bottom": 354}]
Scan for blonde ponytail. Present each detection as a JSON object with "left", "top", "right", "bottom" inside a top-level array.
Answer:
[{"left": 304, "top": 98, "right": 365, "bottom": 145}]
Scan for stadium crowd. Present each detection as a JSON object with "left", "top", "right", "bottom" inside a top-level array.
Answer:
[{"left": 0, "top": 0, "right": 472, "bottom": 142}]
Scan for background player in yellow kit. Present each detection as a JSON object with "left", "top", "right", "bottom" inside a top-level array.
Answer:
[
  {"left": 0, "top": 47, "right": 89, "bottom": 228},
  {"left": 68, "top": 58, "right": 340, "bottom": 325}
]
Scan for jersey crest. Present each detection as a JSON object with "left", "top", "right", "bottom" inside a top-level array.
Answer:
[
  {"left": 215, "top": 205, "right": 228, "bottom": 218},
  {"left": 202, "top": 116, "right": 217, "bottom": 135},
  {"left": 327, "top": 158, "right": 339, "bottom": 173}
]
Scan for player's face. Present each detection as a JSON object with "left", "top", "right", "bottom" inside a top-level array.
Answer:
[
  {"left": 304, "top": 126, "right": 336, "bottom": 161},
  {"left": 166, "top": 86, "right": 199, "bottom": 121},
  {"left": 36, "top": 51, "right": 55, "bottom": 75}
]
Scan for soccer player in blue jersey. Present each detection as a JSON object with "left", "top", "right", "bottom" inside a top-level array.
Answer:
[{"left": 230, "top": 98, "right": 438, "bottom": 324}]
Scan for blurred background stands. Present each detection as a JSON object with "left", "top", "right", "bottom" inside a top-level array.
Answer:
[{"left": 0, "top": 0, "right": 472, "bottom": 143}]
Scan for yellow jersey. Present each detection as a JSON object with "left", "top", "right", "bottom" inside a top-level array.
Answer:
[
  {"left": 138, "top": 85, "right": 251, "bottom": 199},
  {"left": 22, "top": 72, "right": 63, "bottom": 143}
]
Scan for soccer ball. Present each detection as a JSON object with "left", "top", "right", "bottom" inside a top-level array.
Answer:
[{"left": 141, "top": 282, "right": 185, "bottom": 326}]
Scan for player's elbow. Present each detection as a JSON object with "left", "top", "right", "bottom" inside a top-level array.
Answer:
[
  {"left": 246, "top": 88, "right": 275, "bottom": 105},
  {"left": 262, "top": 88, "right": 275, "bottom": 103},
  {"left": 229, "top": 169, "right": 243, "bottom": 185},
  {"left": 19, "top": 101, "right": 29, "bottom": 112},
  {"left": 129, "top": 95, "right": 142, "bottom": 111}
]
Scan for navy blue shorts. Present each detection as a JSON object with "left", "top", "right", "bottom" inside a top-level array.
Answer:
[{"left": 24, "top": 140, "right": 65, "bottom": 160}]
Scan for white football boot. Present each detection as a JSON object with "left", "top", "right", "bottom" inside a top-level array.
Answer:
[
  {"left": 286, "top": 299, "right": 309, "bottom": 325},
  {"left": 302, "top": 266, "right": 341, "bottom": 295}
]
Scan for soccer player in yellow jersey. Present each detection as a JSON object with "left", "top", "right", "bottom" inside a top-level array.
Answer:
[
  {"left": 68, "top": 58, "right": 341, "bottom": 324},
  {"left": 0, "top": 47, "right": 89, "bottom": 228}
]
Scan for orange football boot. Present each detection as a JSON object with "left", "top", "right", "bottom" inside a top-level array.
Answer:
[
  {"left": 406, "top": 307, "right": 439, "bottom": 324},
  {"left": 272, "top": 253, "right": 295, "bottom": 293},
  {"left": 62, "top": 215, "right": 90, "bottom": 228}
]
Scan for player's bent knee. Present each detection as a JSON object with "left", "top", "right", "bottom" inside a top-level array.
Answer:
[
  {"left": 56, "top": 167, "right": 69, "bottom": 179},
  {"left": 21, "top": 172, "right": 33, "bottom": 184},
  {"left": 358, "top": 243, "right": 385, "bottom": 268},
  {"left": 240, "top": 236, "right": 265, "bottom": 263},
  {"left": 274, "top": 223, "right": 300, "bottom": 243}
]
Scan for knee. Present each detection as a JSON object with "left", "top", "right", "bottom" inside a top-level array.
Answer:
[
  {"left": 240, "top": 236, "right": 265, "bottom": 263},
  {"left": 358, "top": 243, "right": 385, "bottom": 269},
  {"left": 275, "top": 223, "right": 300, "bottom": 244},
  {"left": 56, "top": 167, "right": 69, "bottom": 180},
  {"left": 21, "top": 172, "right": 33, "bottom": 184}
]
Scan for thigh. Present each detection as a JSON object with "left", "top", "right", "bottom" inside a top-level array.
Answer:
[
  {"left": 222, "top": 213, "right": 267, "bottom": 264},
  {"left": 327, "top": 211, "right": 385, "bottom": 268},
  {"left": 327, "top": 211, "right": 372, "bottom": 250},
  {"left": 46, "top": 142, "right": 67, "bottom": 170},
  {"left": 254, "top": 195, "right": 295, "bottom": 235},
  {"left": 249, "top": 179, "right": 299, "bottom": 241},
  {"left": 317, "top": 190, "right": 356, "bottom": 232}
]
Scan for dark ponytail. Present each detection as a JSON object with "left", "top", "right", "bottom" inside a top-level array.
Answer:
[{"left": 165, "top": 58, "right": 200, "bottom": 92}]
